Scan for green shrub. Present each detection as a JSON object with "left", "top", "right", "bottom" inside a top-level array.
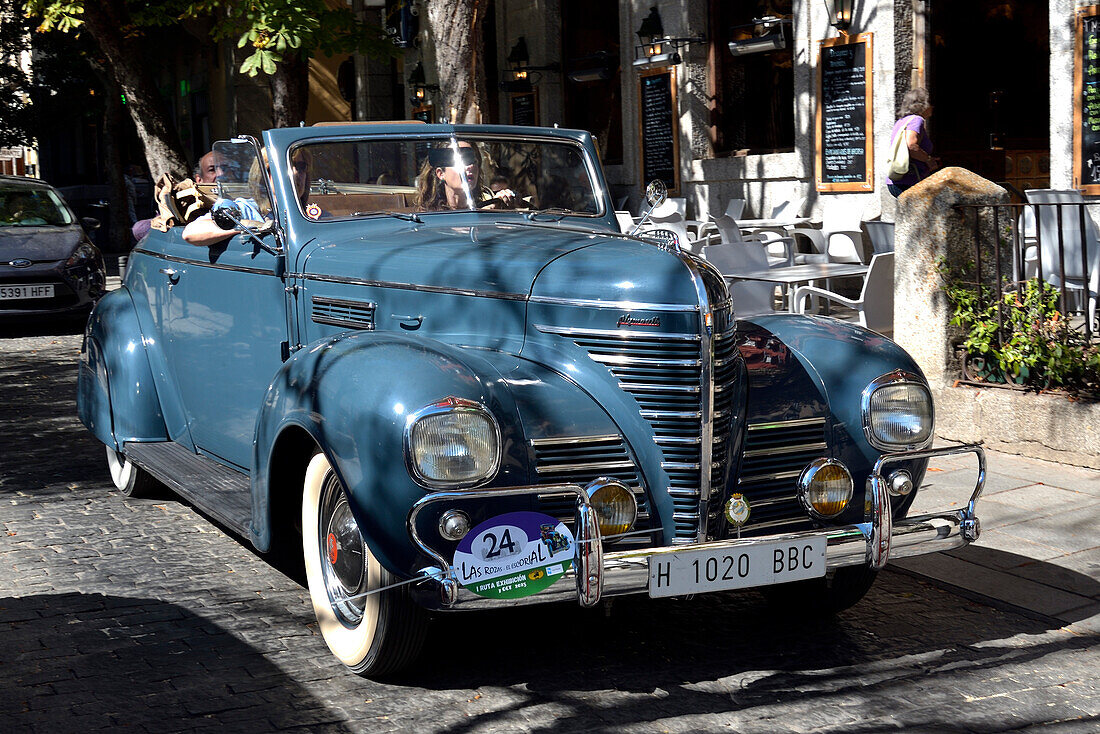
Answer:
[{"left": 939, "top": 261, "right": 1100, "bottom": 394}]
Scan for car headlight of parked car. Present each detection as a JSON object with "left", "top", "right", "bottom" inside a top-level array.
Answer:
[
  {"left": 861, "top": 372, "right": 934, "bottom": 451},
  {"left": 65, "top": 242, "right": 99, "bottom": 270},
  {"left": 405, "top": 397, "right": 501, "bottom": 488}
]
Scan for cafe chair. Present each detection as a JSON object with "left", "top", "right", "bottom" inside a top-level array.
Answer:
[
  {"left": 707, "top": 214, "right": 794, "bottom": 267},
  {"left": 1024, "top": 189, "right": 1100, "bottom": 329},
  {"left": 615, "top": 210, "right": 636, "bottom": 234},
  {"left": 793, "top": 252, "right": 894, "bottom": 334},
  {"left": 702, "top": 242, "right": 782, "bottom": 315},
  {"left": 864, "top": 220, "right": 895, "bottom": 255},
  {"left": 788, "top": 197, "right": 867, "bottom": 264}
]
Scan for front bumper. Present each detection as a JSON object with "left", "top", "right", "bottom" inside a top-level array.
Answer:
[{"left": 407, "top": 444, "right": 985, "bottom": 610}]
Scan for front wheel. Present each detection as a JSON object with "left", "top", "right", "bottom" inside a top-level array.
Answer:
[
  {"left": 762, "top": 565, "right": 878, "bottom": 615},
  {"left": 301, "top": 451, "right": 428, "bottom": 677},
  {"left": 105, "top": 446, "right": 160, "bottom": 497}
]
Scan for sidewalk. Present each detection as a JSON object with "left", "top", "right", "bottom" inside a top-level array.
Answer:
[{"left": 896, "top": 446, "right": 1100, "bottom": 634}]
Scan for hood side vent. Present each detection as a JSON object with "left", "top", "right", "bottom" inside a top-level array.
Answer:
[{"left": 311, "top": 295, "right": 376, "bottom": 330}]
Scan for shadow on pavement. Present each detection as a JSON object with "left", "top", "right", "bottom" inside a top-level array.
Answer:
[{"left": 1, "top": 592, "right": 353, "bottom": 732}]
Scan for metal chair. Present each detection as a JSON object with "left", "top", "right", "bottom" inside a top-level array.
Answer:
[
  {"left": 793, "top": 253, "right": 894, "bottom": 334},
  {"left": 864, "top": 221, "right": 895, "bottom": 255}
]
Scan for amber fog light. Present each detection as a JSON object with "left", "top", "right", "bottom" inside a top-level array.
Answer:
[
  {"left": 798, "top": 458, "right": 854, "bottom": 520},
  {"left": 584, "top": 478, "right": 637, "bottom": 538}
]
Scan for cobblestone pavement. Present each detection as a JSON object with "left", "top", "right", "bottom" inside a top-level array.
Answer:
[{"left": 1, "top": 326, "right": 1098, "bottom": 733}]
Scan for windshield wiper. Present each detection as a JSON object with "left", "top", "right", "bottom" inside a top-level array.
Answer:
[
  {"left": 349, "top": 210, "right": 423, "bottom": 223},
  {"left": 524, "top": 208, "right": 572, "bottom": 222}
]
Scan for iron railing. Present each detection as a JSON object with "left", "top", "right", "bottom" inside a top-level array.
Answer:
[{"left": 953, "top": 201, "right": 1096, "bottom": 346}]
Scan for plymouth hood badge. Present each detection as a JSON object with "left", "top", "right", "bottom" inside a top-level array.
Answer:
[{"left": 617, "top": 315, "right": 660, "bottom": 328}]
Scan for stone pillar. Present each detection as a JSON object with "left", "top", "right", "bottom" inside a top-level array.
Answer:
[{"left": 893, "top": 167, "right": 1009, "bottom": 387}]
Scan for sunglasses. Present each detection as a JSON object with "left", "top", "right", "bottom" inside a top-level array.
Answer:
[{"left": 428, "top": 148, "right": 479, "bottom": 168}]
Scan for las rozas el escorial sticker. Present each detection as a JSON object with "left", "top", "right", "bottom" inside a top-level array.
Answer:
[{"left": 452, "top": 511, "right": 575, "bottom": 599}]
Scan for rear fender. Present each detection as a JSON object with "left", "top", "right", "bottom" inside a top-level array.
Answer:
[
  {"left": 250, "top": 332, "right": 530, "bottom": 573},
  {"left": 77, "top": 289, "right": 167, "bottom": 449}
]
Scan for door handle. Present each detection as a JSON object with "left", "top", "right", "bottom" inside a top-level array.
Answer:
[
  {"left": 391, "top": 313, "right": 423, "bottom": 330},
  {"left": 158, "top": 267, "right": 180, "bottom": 289}
]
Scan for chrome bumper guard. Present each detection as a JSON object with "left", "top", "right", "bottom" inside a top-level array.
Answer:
[{"left": 407, "top": 443, "right": 985, "bottom": 610}]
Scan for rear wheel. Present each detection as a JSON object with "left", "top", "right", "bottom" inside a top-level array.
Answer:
[
  {"left": 105, "top": 446, "right": 160, "bottom": 497},
  {"left": 301, "top": 451, "right": 427, "bottom": 677},
  {"left": 762, "top": 566, "right": 878, "bottom": 615}
]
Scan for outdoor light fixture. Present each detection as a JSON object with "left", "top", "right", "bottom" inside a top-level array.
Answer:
[
  {"left": 632, "top": 6, "right": 704, "bottom": 69},
  {"left": 407, "top": 61, "right": 439, "bottom": 106},
  {"left": 828, "top": 0, "right": 854, "bottom": 32},
  {"left": 567, "top": 51, "right": 616, "bottom": 83},
  {"left": 500, "top": 37, "right": 560, "bottom": 93},
  {"left": 728, "top": 16, "right": 792, "bottom": 57}
]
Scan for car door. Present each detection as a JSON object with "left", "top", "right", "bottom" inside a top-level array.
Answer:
[{"left": 159, "top": 140, "right": 290, "bottom": 470}]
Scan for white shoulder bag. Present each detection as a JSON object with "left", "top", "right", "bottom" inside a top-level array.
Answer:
[{"left": 887, "top": 119, "right": 911, "bottom": 177}]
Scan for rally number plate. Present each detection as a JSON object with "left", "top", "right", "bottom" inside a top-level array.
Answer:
[
  {"left": 648, "top": 537, "right": 827, "bottom": 597},
  {"left": 0, "top": 284, "right": 54, "bottom": 300}
]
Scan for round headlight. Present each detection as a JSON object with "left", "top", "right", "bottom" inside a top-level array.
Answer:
[
  {"left": 405, "top": 397, "right": 500, "bottom": 488},
  {"left": 798, "top": 458, "right": 853, "bottom": 520},
  {"left": 862, "top": 373, "right": 934, "bottom": 450},
  {"left": 585, "top": 478, "right": 638, "bottom": 538}
]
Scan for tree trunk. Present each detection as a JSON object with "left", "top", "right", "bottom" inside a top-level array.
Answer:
[
  {"left": 424, "top": 0, "right": 488, "bottom": 123},
  {"left": 271, "top": 55, "right": 310, "bottom": 128},
  {"left": 89, "top": 60, "right": 131, "bottom": 253},
  {"left": 79, "top": 1, "right": 189, "bottom": 181}
]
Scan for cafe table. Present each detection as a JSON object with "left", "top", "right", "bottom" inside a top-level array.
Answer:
[{"left": 726, "top": 261, "right": 868, "bottom": 312}]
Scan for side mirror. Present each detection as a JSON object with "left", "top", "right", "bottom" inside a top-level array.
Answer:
[
  {"left": 81, "top": 217, "right": 101, "bottom": 231},
  {"left": 630, "top": 179, "right": 669, "bottom": 236},
  {"left": 211, "top": 201, "right": 243, "bottom": 231}
]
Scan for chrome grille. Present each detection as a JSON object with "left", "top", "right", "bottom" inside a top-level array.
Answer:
[
  {"left": 545, "top": 315, "right": 738, "bottom": 542},
  {"left": 530, "top": 435, "right": 653, "bottom": 546},
  {"left": 311, "top": 295, "right": 376, "bottom": 329},
  {"left": 735, "top": 417, "right": 827, "bottom": 535}
]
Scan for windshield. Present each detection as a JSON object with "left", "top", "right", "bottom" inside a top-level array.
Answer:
[
  {"left": 0, "top": 185, "right": 75, "bottom": 227},
  {"left": 288, "top": 135, "right": 603, "bottom": 221}
]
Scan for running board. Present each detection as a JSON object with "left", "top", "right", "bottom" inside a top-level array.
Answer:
[{"left": 123, "top": 441, "right": 252, "bottom": 538}]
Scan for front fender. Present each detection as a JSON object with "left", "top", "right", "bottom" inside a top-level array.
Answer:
[
  {"left": 744, "top": 314, "right": 929, "bottom": 513},
  {"left": 77, "top": 289, "right": 167, "bottom": 449},
  {"left": 250, "top": 332, "right": 532, "bottom": 572}
]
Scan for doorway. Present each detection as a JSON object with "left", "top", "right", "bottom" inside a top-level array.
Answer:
[{"left": 929, "top": 1, "right": 1049, "bottom": 195}]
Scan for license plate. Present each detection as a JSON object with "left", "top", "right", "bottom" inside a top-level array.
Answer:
[
  {"left": 648, "top": 537, "right": 827, "bottom": 597},
  {"left": 0, "top": 284, "right": 54, "bottom": 300}
]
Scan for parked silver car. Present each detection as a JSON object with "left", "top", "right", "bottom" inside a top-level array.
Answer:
[{"left": 0, "top": 175, "right": 105, "bottom": 319}]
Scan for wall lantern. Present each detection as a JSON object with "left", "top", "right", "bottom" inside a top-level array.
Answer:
[
  {"left": 500, "top": 37, "right": 560, "bottom": 93},
  {"left": 633, "top": 6, "right": 705, "bottom": 70},
  {"left": 728, "top": 16, "right": 792, "bottom": 57},
  {"left": 407, "top": 61, "right": 439, "bottom": 106},
  {"left": 828, "top": 0, "right": 853, "bottom": 32}
]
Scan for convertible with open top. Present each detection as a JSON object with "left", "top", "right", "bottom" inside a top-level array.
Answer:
[{"left": 77, "top": 122, "right": 985, "bottom": 677}]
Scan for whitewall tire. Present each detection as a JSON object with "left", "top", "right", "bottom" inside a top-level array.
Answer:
[
  {"left": 301, "top": 451, "right": 427, "bottom": 677},
  {"left": 105, "top": 446, "right": 160, "bottom": 497}
]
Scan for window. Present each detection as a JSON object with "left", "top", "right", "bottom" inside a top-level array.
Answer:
[{"left": 709, "top": 0, "right": 794, "bottom": 155}]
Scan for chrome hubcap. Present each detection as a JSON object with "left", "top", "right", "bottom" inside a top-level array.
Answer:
[{"left": 318, "top": 471, "right": 367, "bottom": 627}]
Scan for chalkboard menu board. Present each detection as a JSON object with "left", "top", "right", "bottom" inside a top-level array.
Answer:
[
  {"left": 638, "top": 68, "right": 679, "bottom": 193},
  {"left": 815, "top": 33, "right": 873, "bottom": 192},
  {"left": 510, "top": 92, "right": 537, "bottom": 126},
  {"left": 1075, "top": 7, "right": 1100, "bottom": 193}
]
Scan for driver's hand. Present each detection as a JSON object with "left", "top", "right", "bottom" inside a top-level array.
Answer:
[{"left": 492, "top": 188, "right": 516, "bottom": 207}]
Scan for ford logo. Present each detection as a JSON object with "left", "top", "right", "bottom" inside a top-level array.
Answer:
[{"left": 8, "top": 259, "right": 32, "bottom": 268}]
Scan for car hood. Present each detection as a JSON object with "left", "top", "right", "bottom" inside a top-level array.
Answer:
[
  {"left": 300, "top": 221, "right": 693, "bottom": 300},
  {"left": 0, "top": 226, "right": 84, "bottom": 262}
]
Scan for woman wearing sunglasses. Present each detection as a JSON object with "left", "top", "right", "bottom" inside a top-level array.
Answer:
[{"left": 416, "top": 140, "right": 516, "bottom": 211}]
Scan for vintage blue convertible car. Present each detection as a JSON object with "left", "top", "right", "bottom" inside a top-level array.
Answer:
[{"left": 77, "top": 123, "right": 985, "bottom": 677}]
